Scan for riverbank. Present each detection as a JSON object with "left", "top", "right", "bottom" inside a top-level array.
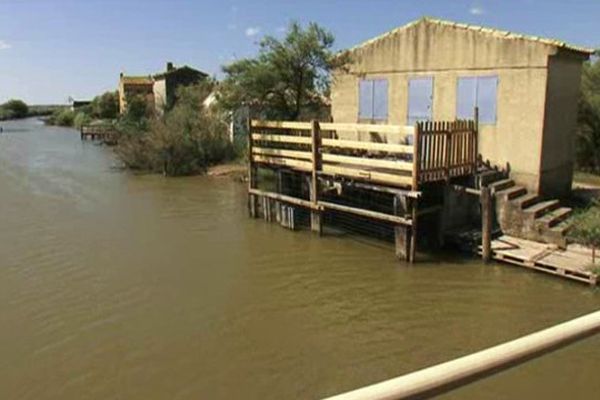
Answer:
[
  {"left": 207, "top": 162, "right": 247, "bottom": 179},
  {"left": 0, "top": 104, "right": 66, "bottom": 121}
]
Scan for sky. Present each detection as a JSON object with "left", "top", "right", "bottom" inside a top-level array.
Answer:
[{"left": 0, "top": 0, "right": 598, "bottom": 105}]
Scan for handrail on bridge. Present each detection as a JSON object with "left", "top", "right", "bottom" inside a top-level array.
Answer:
[{"left": 322, "top": 310, "right": 600, "bottom": 400}]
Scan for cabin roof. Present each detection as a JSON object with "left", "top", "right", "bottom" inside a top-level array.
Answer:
[
  {"left": 344, "top": 17, "right": 595, "bottom": 56},
  {"left": 154, "top": 65, "right": 209, "bottom": 80}
]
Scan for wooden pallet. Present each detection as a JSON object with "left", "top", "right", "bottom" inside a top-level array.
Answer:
[{"left": 479, "top": 235, "right": 599, "bottom": 286}]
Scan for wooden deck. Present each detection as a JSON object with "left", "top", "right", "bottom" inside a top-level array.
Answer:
[
  {"left": 482, "top": 235, "right": 599, "bottom": 285},
  {"left": 250, "top": 119, "right": 478, "bottom": 191},
  {"left": 80, "top": 124, "right": 119, "bottom": 143},
  {"left": 248, "top": 119, "right": 479, "bottom": 263}
]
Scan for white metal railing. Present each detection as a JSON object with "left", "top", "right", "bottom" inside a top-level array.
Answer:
[{"left": 323, "top": 310, "right": 600, "bottom": 400}]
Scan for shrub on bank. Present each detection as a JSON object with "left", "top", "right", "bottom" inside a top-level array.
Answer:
[
  {"left": 73, "top": 112, "right": 92, "bottom": 129},
  {"left": 115, "top": 83, "right": 234, "bottom": 176},
  {"left": 568, "top": 200, "right": 600, "bottom": 265},
  {"left": 48, "top": 108, "right": 76, "bottom": 126},
  {"left": 0, "top": 99, "right": 29, "bottom": 120}
]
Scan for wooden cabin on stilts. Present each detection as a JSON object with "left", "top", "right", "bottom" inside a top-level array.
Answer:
[{"left": 246, "top": 117, "right": 480, "bottom": 263}]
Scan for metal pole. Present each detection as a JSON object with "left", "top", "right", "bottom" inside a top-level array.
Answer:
[{"left": 323, "top": 310, "right": 600, "bottom": 400}]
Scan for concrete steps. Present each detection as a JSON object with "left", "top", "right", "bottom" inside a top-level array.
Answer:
[
  {"left": 497, "top": 185, "right": 527, "bottom": 200},
  {"left": 515, "top": 193, "right": 540, "bottom": 209},
  {"left": 524, "top": 199, "right": 561, "bottom": 218},
  {"left": 490, "top": 178, "right": 515, "bottom": 192},
  {"left": 537, "top": 207, "right": 573, "bottom": 228},
  {"left": 487, "top": 175, "right": 573, "bottom": 249}
]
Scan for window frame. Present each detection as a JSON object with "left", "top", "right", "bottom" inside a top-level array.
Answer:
[
  {"left": 406, "top": 75, "right": 434, "bottom": 126},
  {"left": 456, "top": 75, "right": 499, "bottom": 125},
  {"left": 357, "top": 78, "right": 389, "bottom": 122}
]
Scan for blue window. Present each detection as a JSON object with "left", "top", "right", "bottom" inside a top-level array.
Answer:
[
  {"left": 407, "top": 77, "right": 433, "bottom": 125},
  {"left": 359, "top": 79, "right": 388, "bottom": 120},
  {"left": 457, "top": 76, "right": 498, "bottom": 124}
]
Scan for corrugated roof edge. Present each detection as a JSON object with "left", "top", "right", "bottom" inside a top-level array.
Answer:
[{"left": 340, "top": 17, "right": 595, "bottom": 56}]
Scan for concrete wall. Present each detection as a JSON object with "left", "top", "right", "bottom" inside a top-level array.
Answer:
[
  {"left": 153, "top": 78, "right": 168, "bottom": 115},
  {"left": 331, "top": 19, "right": 565, "bottom": 193},
  {"left": 538, "top": 51, "right": 585, "bottom": 197}
]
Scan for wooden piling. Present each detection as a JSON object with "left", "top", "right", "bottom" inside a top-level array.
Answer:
[
  {"left": 409, "top": 199, "right": 418, "bottom": 263},
  {"left": 481, "top": 185, "right": 493, "bottom": 263},
  {"left": 393, "top": 195, "right": 410, "bottom": 261},
  {"left": 310, "top": 120, "right": 322, "bottom": 234},
  {"left": 247, "top": 117, "right": 258, "bottom": 218}
]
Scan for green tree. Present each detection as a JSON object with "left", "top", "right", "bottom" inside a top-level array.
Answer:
[
  {"left": 219, "top": 21, "right": 349, "bottom": 120},
  {"left": 115, "top": 82, "right": 232, "bottom": 176},
  {"left": 2, "top": 99, "right": 29, "bottom": 119},
  {"left": 90, "top": 91, "right": 119, "bottom": 120},
  {"left": 577, "top": 52, "right": 600, "bottom": 172}
]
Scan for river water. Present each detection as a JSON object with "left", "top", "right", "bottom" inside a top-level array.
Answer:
[{"left": 0, "top": 118, "right": 599, "bottom": 400}]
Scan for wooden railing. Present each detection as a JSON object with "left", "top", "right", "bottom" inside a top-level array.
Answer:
[
  {"left": 80, "top": 124, "right": 119, "bottom": 142},
  {"left": 249, "top": 120, "right": 477, "bottom": 190},
  {"left": 417, "top": 120, "right": 478, "bottom": 184}
]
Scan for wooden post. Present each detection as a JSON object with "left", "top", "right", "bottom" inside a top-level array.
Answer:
[
  {"left": 247, "top": 117, "right": 258, "bottom": 218},
  {"left": 473, "top": 106, "right": 479, "bottom": 174},
  {"left": 412, "top": 122, "right": 421, "bottom": 191},
  {"left": 445, "top": 123, "right": 452, "bottom": 182},
  {"left": 409, "top": 123, "right": 420, "bottom": 264},
  {"left": 310, "top": 120, "right": 322, "bottom": 234},
  {"left": 409, "top": 198, "right": 418, "bottom": 264},
  {"left": 481, "top": 185, "right": 493, "bottom": 263},
  {"left": 394, "top": 195, "right": 410, "bottom": 261}
]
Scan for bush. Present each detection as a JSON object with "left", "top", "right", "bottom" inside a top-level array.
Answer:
[
  {"left": 1, "top": 99, "right": 29, "bottom": 119},
  {"left": 568, "top": 200, "right": 600, "bottom": 264},
  {"left": 91, "top": 91, "right": 119, "bottom": 120},
  {"left": 115, "top": 82, "right": 233, "bottom": 176},
  {"left": 73, "top": 112, "right": 92, "bottom": 129},
  {"left": 577, "top": 54, "right": 600, "bottom": 172},
  {"left": 49, "top": 108, "right": 76, "bottom": 126}
]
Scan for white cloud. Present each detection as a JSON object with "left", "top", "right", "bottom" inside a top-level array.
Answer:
[
  {"left": 469, "top": 5, "right": 484, "bottom": 15},
  {"left": 0, "top": 40, "right": 11, "bottom": 50},
  {"left": 245, "top": 27, "right": 261, "bottom": 37}
]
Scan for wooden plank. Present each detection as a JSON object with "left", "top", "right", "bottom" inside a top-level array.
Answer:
[
  {"left": 320, "top": 122, "right": 414, "bottom": 135},
  {"left": 251, "top": 120, "right": 312, "bottom": 130},
  {"left": 318, "top": 200, "right": 412, "bottom": 226},
  {"left": 322, "top": 153, "right": 413, "bottom": 171},
  {"left": 252, "top": 154, "right": 312, "bottom": 171},
  {"left": 321, "top": 138, "right": 414, "bottom": 154},
  {"left": 321, "top": 165, "right": 413, "bottom": 187},
  {"left": 252, "top": 147, "right": 311, "bottom": 160},
  {"left": 249, "top": 188, "right": 320, "bottom": 210},
  {"left": 251, "top": 133, "right": 311, "bottom": 145}
]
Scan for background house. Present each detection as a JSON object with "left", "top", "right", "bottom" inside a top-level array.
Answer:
[
  {"left": 118, "top": 74, "right": 154, "bottom": 114},
  {"left": 331, "top": 17, "right": 593, "bottom": 197},
  {"left": 152, "top": 62, "right": 208, "bottom": 113}
]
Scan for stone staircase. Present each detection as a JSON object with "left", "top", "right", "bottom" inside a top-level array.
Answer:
[{"left": 478, "top": 170, "right": 572, "bottom": 248}]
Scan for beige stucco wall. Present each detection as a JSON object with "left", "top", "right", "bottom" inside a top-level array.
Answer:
[
  {"left": 538, "top": 52, "right": 584, "bottom": 197},
  {"left": 330, "top": 20, "right": 568, "bottom": 193},
  {"left": 153, "top": 78, "right": 167, "bottom": 115}
]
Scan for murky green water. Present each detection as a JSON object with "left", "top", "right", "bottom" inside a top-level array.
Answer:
[{"left": 1, "top": 118, "right": 599, "bottom": 400}]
